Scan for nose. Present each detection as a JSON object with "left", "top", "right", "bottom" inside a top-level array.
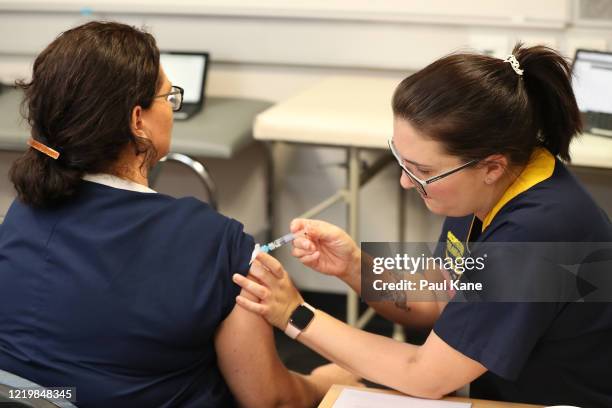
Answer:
[{"left": 400, "top": 172, "right": 416, "bottom": 190}]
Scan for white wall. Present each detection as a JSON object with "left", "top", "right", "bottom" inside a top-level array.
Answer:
[{"left": 1, "top": 0, "right": 611, "bottom": 292}]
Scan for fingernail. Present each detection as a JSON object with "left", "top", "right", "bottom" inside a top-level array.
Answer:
[{"left": 232, "top": 274, "right": 240, "bottom": 282}]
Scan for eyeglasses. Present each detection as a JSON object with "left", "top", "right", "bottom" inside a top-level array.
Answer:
[
  {"left": 388, "top": 139, "right": 478, "bottom": 197},
  {"left": 154, "top": 85, "right": 184, "bottom": 111}
]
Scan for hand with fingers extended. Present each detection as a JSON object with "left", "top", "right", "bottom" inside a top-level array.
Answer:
[
  {"left": 290, "top": 218, "right": 360, "bottom": 280},
  {"left": 233, "top": 252, "right": 304, "bottom": 331}
]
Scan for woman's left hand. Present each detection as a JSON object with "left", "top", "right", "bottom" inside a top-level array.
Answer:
[{"left": 233, "top": 252, "right": 304, "bottom": 330}]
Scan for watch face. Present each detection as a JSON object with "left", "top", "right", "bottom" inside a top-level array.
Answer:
[{"left": 289, "top": 305, "right": 315, "bottom": 330}]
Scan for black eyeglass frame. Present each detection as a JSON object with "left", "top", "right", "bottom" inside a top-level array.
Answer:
[
  {"left": 154, "top": 85, "right": 184, "bottom": 112},
  {"left": 388, "top": 139, "right": 479, "bottom": 197}
]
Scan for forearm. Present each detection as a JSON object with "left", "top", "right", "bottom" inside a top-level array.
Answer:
[
  {"left": 344, "top": 251, "right": 443, "bottom": 328},
  {"left": 336, "top": 248, "right": 362, "bottom": 294},
  {"left": 296, "top": 310, "right": 443, "bottom": 398},
  {"left": 366, "top": 300, "right": 439, "bottom": 328}
]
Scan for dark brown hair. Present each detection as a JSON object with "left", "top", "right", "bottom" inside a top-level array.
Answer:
[
  {"left": 10, "top": 21, "right": 161, "bottom": 208},
  {"left": 392, "top": 43, "right": 582, "bottom": 166}
]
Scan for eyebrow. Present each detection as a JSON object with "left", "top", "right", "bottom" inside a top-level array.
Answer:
[
  {"left": 403, "top": 158, "right": 431, "bottom": 169},
  {"left": 391, "top": 139, "right": 431, "bottom": 169}
]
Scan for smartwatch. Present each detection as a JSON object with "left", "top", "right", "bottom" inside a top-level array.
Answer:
[{"left": 284, "top": 302, "right": 316, "bottom": 339}]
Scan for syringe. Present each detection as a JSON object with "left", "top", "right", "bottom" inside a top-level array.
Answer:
[
  {"left": 249, "top": 231, "right": 305, "bottom": 264},
  {"left": 260, "top": 232, "right": 300, "bottom": 253}
]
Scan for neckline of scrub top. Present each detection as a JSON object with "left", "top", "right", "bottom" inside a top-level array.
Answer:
[
  {"left": 82, "top": 173, "right": 157, "bottom": 194},
  {"left": 481, "top": 147, "right": 555, "bottom": 232}
]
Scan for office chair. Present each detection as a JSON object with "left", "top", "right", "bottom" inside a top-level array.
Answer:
[
  {"left": 148, "top": 152, "right": 218, "bottom": 210},
  {"left": 0, "top": 369, "right": 77, "bottom": 407}
]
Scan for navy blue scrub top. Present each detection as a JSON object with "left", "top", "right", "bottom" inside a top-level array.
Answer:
[
  {"left": 0, "top": 176, "right": 254, "bottom": 407},
  {"left": 433, "top": 148, "right": 612, "bottom": 408}
]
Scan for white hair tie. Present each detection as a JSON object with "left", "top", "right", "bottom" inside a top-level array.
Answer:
[{"left": 503, "top": 54, "right": 523, "bottom": 76}]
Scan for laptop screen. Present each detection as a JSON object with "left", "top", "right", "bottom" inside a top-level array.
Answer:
[
  {"left": 572, "top": 50, "right": 612, "bottom": 115},
  {"left": 160, "top": 52, "right": 209, "bottom": 105}
]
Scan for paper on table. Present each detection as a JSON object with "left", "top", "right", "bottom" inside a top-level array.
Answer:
[{"left": 332, "top": 388, "right": 472, "bottom": 408}]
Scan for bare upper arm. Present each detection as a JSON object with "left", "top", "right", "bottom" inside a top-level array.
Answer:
[{"left": 214, "top": 289, "right": 299, "bottom": 408}]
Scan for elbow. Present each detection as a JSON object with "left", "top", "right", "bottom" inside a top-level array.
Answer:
[
  {"left": 393, "top": 358, "right": 447, "bottom": 400},
  {"left": 414, "top": 387, "right": 445, "bottom": 401},
  {"left": 240, "top": 395, "right": 307, "bottom": 408},
  {"left": 236, "top": 374, "right": 314, "bottom": 408},
  {"left": 276, "top": 401, "right": 302, "bottom": 408},
  {"left": 238, "top": 398, "right": 284, "bottom": 408},
  {"left": 395, "top": 382, "right": 445, "bottom": 401},
  {"left": 272, "top": 397, "right": 310, "bottom": 408}
]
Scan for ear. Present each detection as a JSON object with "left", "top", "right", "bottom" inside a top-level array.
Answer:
[
  {"left": 481, "top": 154, "right": 509, "bottom": 185},
  {"left": 130, "top": 105, "right": 147, "bottom": 139}
]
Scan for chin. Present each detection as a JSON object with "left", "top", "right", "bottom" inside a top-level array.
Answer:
[
  {"left": 424, "top": 199, "right": 469, "bottom": 218},
  {"left": 426, "top": 205, "right": 448, "bottom": 216},
  {"left": 158, "top": 150, "right": 169, "bottom": 161},
  {"left": 155, "top": 145, "right": 170, "bottom": 160},
  {"left": 423, "top": 199, "right": 443, "bottom": 215}
]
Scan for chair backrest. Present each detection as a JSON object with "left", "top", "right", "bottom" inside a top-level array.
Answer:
[
  {"left": 0, "top": 369, "right": 78, "bottom": 408},
  {"left": 148, "top": 153, "right": 218, "bottom": 209}
]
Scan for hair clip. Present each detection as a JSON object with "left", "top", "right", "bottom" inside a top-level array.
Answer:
[
  {"left": 503, "top": 54, "right": 523, "bottom": 76},
  {"left": 27, "top": 138, "right": 60, "bottom": 160}
]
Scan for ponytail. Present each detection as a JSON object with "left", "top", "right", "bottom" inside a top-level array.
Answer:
[
  {"left": 392, "top": 42, "right": 583, "bottom": 165},
  {"left": 514, "top": 43, "right": 582, "bottom": 162},
  {"left": 9, "top": 148, "right": 83, "bottom": 208}
]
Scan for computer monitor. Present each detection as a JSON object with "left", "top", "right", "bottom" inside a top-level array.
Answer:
[
  {"left": 160, "top": 51, "right": 209, "bottom": 120},
  {"left": 572, "top": 49, "right": 612, "bottom": 135}
]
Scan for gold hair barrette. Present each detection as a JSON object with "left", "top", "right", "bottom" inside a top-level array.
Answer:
[{"left": 27, "top": 138, "right": 60, "bottom": 160}]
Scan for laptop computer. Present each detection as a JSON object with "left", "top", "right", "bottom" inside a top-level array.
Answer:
[
  {"left": 572, "top": 49, "right": 612, "bottom": 138},
  {"left": 160, "top": 51, "right": 209, "bottom": 120}
]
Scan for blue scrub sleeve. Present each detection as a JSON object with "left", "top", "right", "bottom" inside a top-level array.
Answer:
[
  {"left": 219, "top": 219, "right": 255, "bottom": 319},
  {"left": 434, "top": 301, "right": 558, "bottom": 380}
]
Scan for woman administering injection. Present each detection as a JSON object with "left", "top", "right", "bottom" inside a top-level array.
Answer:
[{"left": 233, "top": 43, "right": 612, "bottom": 407}]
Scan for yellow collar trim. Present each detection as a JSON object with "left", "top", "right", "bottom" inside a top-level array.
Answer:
[{"left": 482, "top": 148, "right": 555, "bottom": 231}]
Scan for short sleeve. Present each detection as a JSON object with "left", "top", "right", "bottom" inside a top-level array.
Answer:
[
  {"left": 217, "top": 219, "right": 255, "bottom": 319},
  {"left": 434, "top": 301, "right": 558, "bottom": 380},
  {"left": 176, "top": 197, "right": 256, "bottom": 327}
]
